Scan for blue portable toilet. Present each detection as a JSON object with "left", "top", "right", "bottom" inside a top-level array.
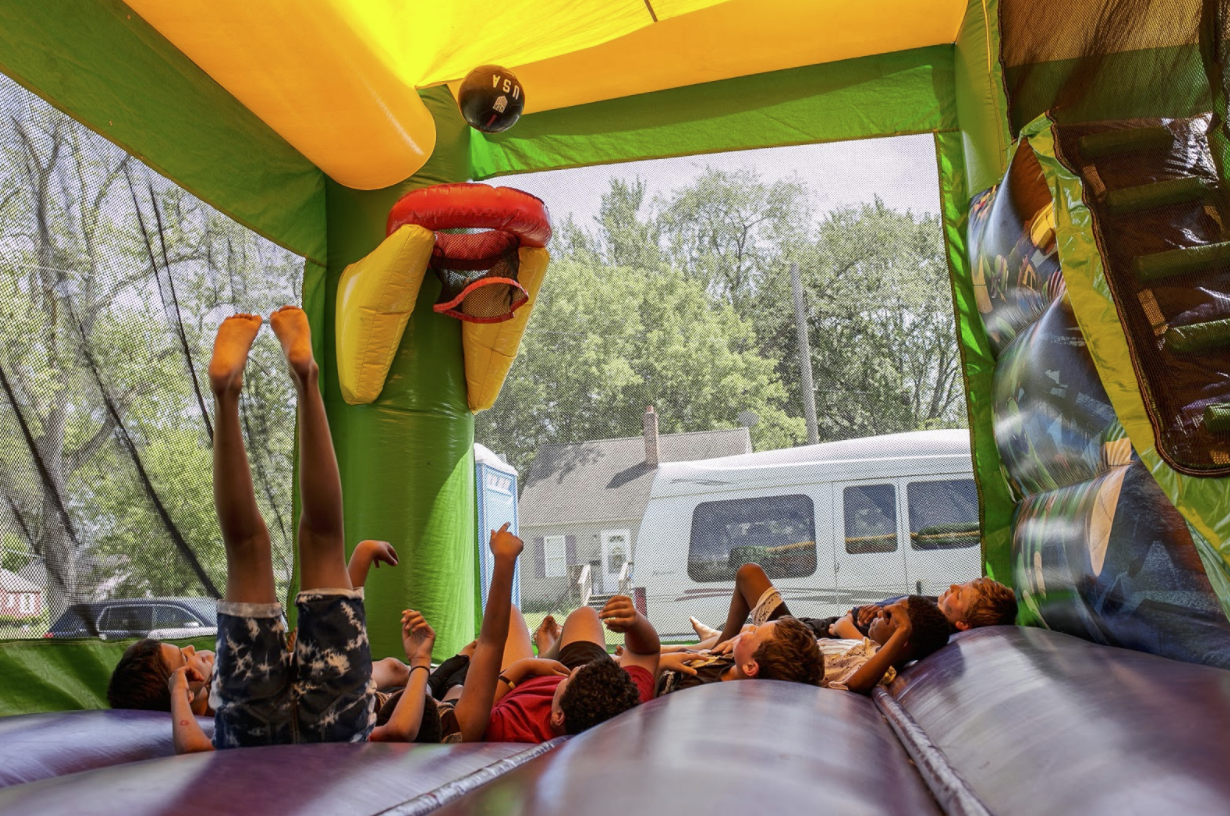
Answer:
[{"left": 475, "top": 443, "right": 520, "bottom": 610}]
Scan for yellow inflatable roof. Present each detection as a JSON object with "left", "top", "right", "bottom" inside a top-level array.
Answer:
[{"left": 125, "top": 0, "right": 965, "bottom": 189}]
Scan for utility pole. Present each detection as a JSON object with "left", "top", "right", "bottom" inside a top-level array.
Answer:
[{"left": 790, "top": 262, "right": 819, "bottom": 445}]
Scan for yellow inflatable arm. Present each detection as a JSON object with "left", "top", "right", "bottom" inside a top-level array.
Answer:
[
  {"left": 336, "top": 224, "right": 434, "bottom": 404},
  {"left": 463, "top": 247, "right": 549, "bottom": 412}
]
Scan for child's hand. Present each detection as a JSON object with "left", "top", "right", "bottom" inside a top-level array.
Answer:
[
  {"left": 358, "top": 540, "right": 399, "bottom": 569},
  {"left": 168, "top": 665, "right": 205, "bottom": 705},
  {"left": 400, "top": 609, "right": 436, "bottom": 665},
  {"left": 883, "top": 602, "right": 912, "bottom": 638},
  {"left": 599, "top": 595, "right": 637, "bottom": 632},
  {"left": 659, "top": 652, "right": 700, "bottom": 676},
  {"left": 856, "top": 605, "right": 882, "bottom": 628},
  {"left": 709, "top": 637, "right": 736, "bottom": 656},
  {"left": 489, "top": 522, "right": 523, "bottom": 561}
]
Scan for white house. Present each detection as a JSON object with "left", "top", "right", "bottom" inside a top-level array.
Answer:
[{"left": 0, "top": 568, "right": 43, "bottom": 620}]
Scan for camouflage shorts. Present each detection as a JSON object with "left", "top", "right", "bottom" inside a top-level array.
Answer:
[{"left": 210, "top": 589, "right": 376, "bottom": 748}]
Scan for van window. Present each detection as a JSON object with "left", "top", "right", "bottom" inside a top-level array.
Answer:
[
  {"left": 908, "top": 479, "right": 980, "bottom": 550},
  {"left": 101, "top": 605, "right": 153, "bottom": 633},
  {"left": 156, "top": 605, "right": 203, "bottom": 628},
  {"left": 844, "top": 485, "right": 897, "bottom": 554},
  {"left": 688, "top": 495, "right": 816, "bottom": 583}
]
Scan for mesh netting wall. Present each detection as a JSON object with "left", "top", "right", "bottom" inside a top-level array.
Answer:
[
  {"left": 0, "top": 74, "right": 302, "bottom": 639},
  {"left": 1000, "top": 0, "right": 1221, "bottom": 135},
  {"left": 476, "top": 137, "right": 977, "bottom": 638}
]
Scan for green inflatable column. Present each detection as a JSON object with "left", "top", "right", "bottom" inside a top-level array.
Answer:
[{"left": 320, "top": 88, "right": 476, "bottom": 660}]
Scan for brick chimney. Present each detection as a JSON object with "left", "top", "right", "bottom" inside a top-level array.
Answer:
[{"left": 643, "top": 405, "right": 660, "bottom": 468}]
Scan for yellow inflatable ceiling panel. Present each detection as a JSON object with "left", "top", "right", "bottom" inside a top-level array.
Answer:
[
  {"left": 497, "top": 0, "right": 969, "bottom": 114},
  {"left": 125, "top": 0, "right": 964, "bottom": 188}
]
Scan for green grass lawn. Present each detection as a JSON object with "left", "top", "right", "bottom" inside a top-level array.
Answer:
[
  {"left": 521, "top": 610, "right": 621, "bottom": 652},
  {"left": 0, "top": 610, "right": 49, "bottom": 639}
]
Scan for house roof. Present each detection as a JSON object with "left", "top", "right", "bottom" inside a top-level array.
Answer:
[
  {"left": 0, "top": 568, "right": 41, "bottom": 593},
  {"left": 520, "top": 427, "right": 751, "bottom": 527}
]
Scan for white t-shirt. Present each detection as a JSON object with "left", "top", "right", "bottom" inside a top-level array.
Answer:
[{"left": 818, "top": 638, "right": 896, "bottom": 691}]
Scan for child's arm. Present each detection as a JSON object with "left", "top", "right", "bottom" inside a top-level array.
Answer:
[
  {"left": 600, "top": 595, "right": 660, "bottom": 678},
  {"left": 657, "top": 652, "right": 701, "bottom": 677},
  {"left": 829, "top": 613, "right": 864, "bottom": 639},
  {"left": 491, "top": 657, "right": 572, "bottom": 705},
  {"left": 347, "top": 539, "right": 399, "bottom": 589},
  {"left": 370, "top": 609, "right": 434, "bottom": 742},
  {"left": 455, "top": 522, "right": 521, "bottom": 741},
  {"left": 842, "top": 603, "right": 912, "bottom": 694},
  {"left": 168, "top": 666, "right": 214, "bottom": 754}
]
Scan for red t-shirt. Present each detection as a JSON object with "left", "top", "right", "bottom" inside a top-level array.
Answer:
[{"left": 484, "top": 665, "right": 654, "bottom": 743}]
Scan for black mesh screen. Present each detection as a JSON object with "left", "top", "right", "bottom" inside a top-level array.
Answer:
[
  {"left": 0, "top": 74, "right": 302, "bottom": 639},
  {"left": 432, "top": 230, "right": 526, "bottom": 321},
  {"left": 999, "top": 0, "right": 1220, "bottom": 134},
  {"left": 476, "top": 141, "right": 978, "bottom": 640}
]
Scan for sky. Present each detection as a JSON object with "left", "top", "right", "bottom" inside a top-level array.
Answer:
[{"left": 494, "top": 133, "right": 942, "bottom": 231}]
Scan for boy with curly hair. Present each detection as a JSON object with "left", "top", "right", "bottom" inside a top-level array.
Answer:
[
  {"left": 825, "top": 576, "right": 1018, "bottom": 640},
  {"left": 481, "top": 595, "right": 659, "bottom": 743},
  {"left": 685, "top": 569, "right": 1017, "bottom": 647},
  {"left": 658, "top": 564, "right": 949, "bottom": 695}
]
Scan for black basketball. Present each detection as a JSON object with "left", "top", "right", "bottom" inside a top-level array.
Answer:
[{"left": 458, "top": 65, "right": 525, "bottom": 134}]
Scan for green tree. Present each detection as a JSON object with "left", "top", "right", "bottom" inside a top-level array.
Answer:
[
  {"left": 657, "top": 168, "right": 808, "bottom": 311},
  {"left": 475, "top": 256, "right": 803, "bottom": 474},
  {"left": 764, "top": 199, "right": 965, "bottom": 438},
  {"left": 597, "top": 178, "right": 662, "bottom": 270},
  {"left": 0, "top": 79, "right": 301, "bottom": 621}
]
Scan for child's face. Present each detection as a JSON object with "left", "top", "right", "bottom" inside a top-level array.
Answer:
[
  {"left": 161, "top": 642, "right": 215, "bottom": 692},
  {"left": 868, "top": 610, "right": 892, "bottom": 645},
  {"left": 733, "top": 621, "right": 777, "bottom": 673},
  {"left": 866, "top": 603, "right": 907, "bottom": 646},
  {"left": 937, "top": 582, "right": 979, "bottom": 630}
]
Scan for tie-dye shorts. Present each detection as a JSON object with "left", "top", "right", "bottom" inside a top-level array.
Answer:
[{"left": 210, "top": 589, "right": 377, "bottom": 748}]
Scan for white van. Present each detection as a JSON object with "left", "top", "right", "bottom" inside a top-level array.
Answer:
[{"left": 633, "top": 429, "right": 980, "bottom": 640}]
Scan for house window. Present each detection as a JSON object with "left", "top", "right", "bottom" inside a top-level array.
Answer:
[
  {"left": 544, "top": 535, "right": 567, "bottom": 578},
  {"left": 844, "top": 484, "right": 898, "bottom": 554},
  {"left": 19, "top": 594, "right": 34, "bottom": 614},
  {"left": 908, "top": 480, "right": 980, "bottom": 550},
  {"left": 688, "top": 495, "right": 816, "bottom": 583}
]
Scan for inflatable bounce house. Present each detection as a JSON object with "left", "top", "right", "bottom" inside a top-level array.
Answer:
[{"left": 3, "top": 1, "right": 1230, "bottom": 814}]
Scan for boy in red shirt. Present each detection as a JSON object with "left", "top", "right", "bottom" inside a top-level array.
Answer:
[{"left": 483, "top": 596, "right": 659, "bottom": 743}]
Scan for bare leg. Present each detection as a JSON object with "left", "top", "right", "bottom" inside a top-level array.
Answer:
[
  {"left": 716, "top": 563, "right": 791, "bottom": 645},
  {"left": 500, "top": 605, "right": 536, "bottom": 671},
  {"left": 373, "top": 657, "right": 410, "bottom": 689},
  {"left": 535, "top": 614, "right": 562, "bottom": 658},
  {"left": 556, "top": 606, "right": 606, "bottom": 653},
  {"left": 209, "top": 314, "right": 276, "bottom": 605},
  {"left": 690, "top": 616, "right": 720, "bottom": 641},
  {"left": 270, "top": 306, "right": 351, "bottom": 592}
]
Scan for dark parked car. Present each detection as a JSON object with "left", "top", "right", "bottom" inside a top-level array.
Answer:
[{"left": 46, "top": 598, "right": 216, "bottom": 640}]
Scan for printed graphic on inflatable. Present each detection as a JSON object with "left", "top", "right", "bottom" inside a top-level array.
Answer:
[
  {"left": 974, "top": 139, "right": 1230, "bottom": 666},
  {"left": 1050, "top": 114, "right": 1230, "bottom": 473},
  {"left": 993, "top": 282, "right": 1130, "bottom": 500},
  {"left": 1014, "top": 460, "right": 1230, "bottom": 668},
  {"left": 968, "top": 146, "right": 1063, "bottom": 358}
]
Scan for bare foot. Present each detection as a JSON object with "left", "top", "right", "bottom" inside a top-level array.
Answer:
[
  {"left": 534, "top": 615, "right": 561, "bottom": 654},
  {"left": 269, "top": 305, "right": 315, "bottom": 385},
  {"left": 208, "top": 313, "right": 263, "bottom": 396},
  {"left": 690, "top": 616, "right": 720, "bottom": 641}
]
